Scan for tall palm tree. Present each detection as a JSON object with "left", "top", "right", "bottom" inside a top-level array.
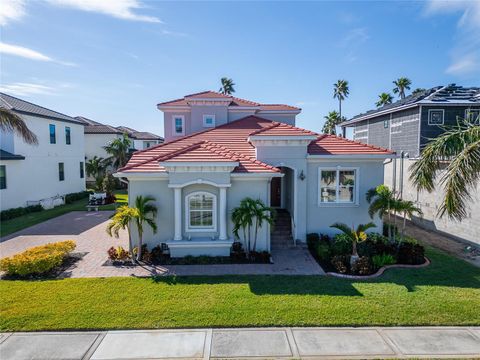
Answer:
[
  {"left": 103, "top": 133, "right": 131, "bottom": 169},
  {"left": 412, "top": 88, "right": 426, "bottom": 96},
  {"left": 86, "top": 156, "right": 109, "bottom": 190},
  {"left": 410, "top": 120, "right": 480, "bottom": 221},
  {"left": 106, "top": 195, "right": 158, "bottom": 261},
  {"left": 322, "top": 111, "right": 342, "bottom": 135},
  {"left": 376, "top": 92, "right": 393, "bottom": 107},
  {"left": 392, "top": 77, "right": 412, "bottom": 99},
  {"left": 333, "top": 80, "right": 349, "bottom": 119},
  {"left": 396, "top": 200, "right": 422, "bottom": 242},
  {"left": 366, "top": 185, "right": 396, "bottom": 242},
  {"left": 0, "top": 108, "right": 38, "bottom": 145},
  {"left": 330, "top": 222, "right": 376, "bottom": 264},
  {"left": 219, "top": 77, "right": 235, "bottom": 95}
]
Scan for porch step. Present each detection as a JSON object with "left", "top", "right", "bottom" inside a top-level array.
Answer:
[{"left": 271, "top": 209, "right": 294, "bottom": 250}]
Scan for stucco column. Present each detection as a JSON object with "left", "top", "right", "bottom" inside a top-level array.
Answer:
[
  {"left": 219, "top": 187, "right": 227, "bottom": 240},
  {"left": 174, "top": 187, "right": 182, "bottom": 241}
]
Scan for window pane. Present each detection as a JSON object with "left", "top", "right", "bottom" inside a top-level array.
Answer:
[
  {"left": 429, "top": 111, "right": 443, "bottom": 124},
  {"left": 201, "top": 211, "right": 213, "bottom": 226},
  {"left": 80, "top": 162, "right": 84, "bottom": 178},
  {"left": 190, "top": 212, "right": 202, "bottom": 226},
  {"left": 49, "top": 124, "right": 56, "bottom": 144},
  {"left": 65, "top": 127, "right": 71, "bottom": 145},
  {"left": 59, "top": 163, "right": 64, "bottom": 181},
  {"left": 0, "top": 165, "right": 6, "bottom": 189},
  {"left": 467, "top": 110, "right": 480, "bottom": 124},
  {"left": 339, "top": 170, "right": 355, "bottom": 202},
  {"left": 320, "top": 170, "right": 336, "bottom": 202},
  {"left": 188, "top": 193, "right": 214, "bottom": 228},
  {"left": 175, "top": 118, "right": 183, "bottom": 133}
]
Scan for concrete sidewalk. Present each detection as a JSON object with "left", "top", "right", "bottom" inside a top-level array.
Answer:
[{"left": 1, "top": 327, "right": 479, "bottom": 359}]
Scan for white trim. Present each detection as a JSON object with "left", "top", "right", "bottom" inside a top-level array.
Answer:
[
  {"left": 343, "top": 104, "right": 419, "bottom": 125},
  {"left": 307, "top": 154, "right": 395, "bottom": 160},
  {"left": 185, "top": 191, "right": 217, "bottom": 232},
  {"left": 427, "top": 109, "right": 445, "bottom": 125},
  {"left": 465, "top": 108, "right": 480, "bottom": 124},
  {"left": 417, "top": 105, "right": 423, "bottom": 157},
  {"left": 202, "top": 114, "right": 216, "bottom": 128},
  {"left": 231, "top": 173, "right": 284, "bottom": 179},
  {"left": 172, "top": 115, "right": 185, "bottom": 136},
  {"left": 249, "top": 135, "right": 318, "bottom": 141},
  {"left": 157, "top": 105, "right": 190, "bottom": 111},
  {"left": 168, "top": 179, "right": 231, "bottom": 188},
  {"left": 160, "top": 161, "right": 238, "bottom": 168},
  {"left": 256, "top": 110, "right": 301, "bottom": 115},
  {"left": 166, "top": 239, "right": 233, "bottom": 248},
  {"left": 113, "top": 172, "right": 169, "bottom": 179},
  {"left": 317, "top": 167, "right": 360, "bottom": 206}
]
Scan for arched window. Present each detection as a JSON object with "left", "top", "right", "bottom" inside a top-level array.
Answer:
[{"left": 186, "top": 192, "right": 216, "bottom": 231}]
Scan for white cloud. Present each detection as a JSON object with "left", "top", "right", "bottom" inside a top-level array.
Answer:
[
  {"left": 0, "top": 81, "right": 74, "bottom": 96},
  {"left": 45, "top": 0, "right": 162, "bottom": 23},
  {"left": 161, "top": 29, "right": 188, "bottom": 37},
  {"left": 0, "top": 0, "right": 25, "bottom": 26},
  {"left": 0, "top": 41, "right": 77, "bottom": 66},
  {"left": 425, "top": 0, "right": 480, "bottom": 76},
  {"left": 339, "top": 27, "right": 369, "bottom": 63}
]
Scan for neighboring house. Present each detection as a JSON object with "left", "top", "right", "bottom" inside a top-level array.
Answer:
[
  {"left": 341, "top": 84, "right": 480, "bottom": 245},
  {"left": 115, "top": 91, "right": 394, "bottom": 257},
  {"left": 116, "top": 126, "right": 163, "bottom": 150},
  {"left": 157, "top": 90, "right": 301, "bottom": 142},
  {"left": 0, "top": 93, "right": 86, "bottom": 211}
]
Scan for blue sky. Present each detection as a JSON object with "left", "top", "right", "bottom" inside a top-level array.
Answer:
[{"left": 1, "top": 0, "right": 479, "bottom": 137}]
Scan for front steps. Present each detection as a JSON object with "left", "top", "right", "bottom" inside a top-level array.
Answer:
[{"left": 271, "top": 209, "right": 295, "bottom": 249}]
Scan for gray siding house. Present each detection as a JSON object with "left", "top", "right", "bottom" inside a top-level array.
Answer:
[
  {"left": 115, "top": 91, "right": 394, "bottom": 257},
  {"left": 341, "top": 84, "right": 480, "bottom": 245}
]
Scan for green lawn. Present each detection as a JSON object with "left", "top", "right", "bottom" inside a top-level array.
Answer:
[
  {"left": 0, "top": 190, "right": 128, "bottom": 238},
  {"left": 1, "top": 248, "right": 479, "bottom": 331}
]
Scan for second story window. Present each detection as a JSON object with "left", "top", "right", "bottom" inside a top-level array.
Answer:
[
  {"left": 428, "top": 109, "right": 444, "bottom": 125},
  {"left": 59, "top": 162, "right": 64, "bottom": 181},
  {"left": 203, "top": 115, "right": 215, "bottom": 128},
  {"left": 466, "top": 109, "right": 480, "bottom": 124},
  {"left": 49, "top": 124, "right": 56, "bottom": 144},
  {"left": 0, "top": 165, "right": 6, "bottom": 190},
  {"left": 173, "top": 115, "right": 185, "bottom": 136},
  {"left": 65, "top": 127, "right": 71, "bottom": 145},
  {"left": 384, "top": 119, "right": 389, "bottom": 128},
  {"left": 80, "top": 162, "right": 84, "bottom": 178}
]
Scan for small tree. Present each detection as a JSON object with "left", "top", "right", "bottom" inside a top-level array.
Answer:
[
  {"left": 86, "top": 156, "right": 109, "bottom": 190},
  {"left": 396, "top": 199, "right": 423, "bottom": 243},
  {"left": 106, "top": 195, "right": 157, "bottom": 261},
  {"left": 232, "top": 198, "right": 275, "bottom": 255},
  {"left": 102, "top": 173, "right": 116, "bottom": 196},
  {"left": 366, "top": 185, "right": 396, "bottom": 242},
  {"left": 330, "top": 222, "right": 376, "bottom": 264},
  {"left": 219, "top": 77, "right": 235, "bottom": 95}
]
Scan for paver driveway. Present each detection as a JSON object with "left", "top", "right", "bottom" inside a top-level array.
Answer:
[{"left": 0, "top": 211, "right": 323, "bottom": 277}]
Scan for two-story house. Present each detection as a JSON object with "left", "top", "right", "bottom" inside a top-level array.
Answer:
[
  {"left": 114, "top": 90, "right": 395, "bottom": 257},
  {"left": 0, "top": 93, "right": 86, "bottom": 211},
  {"left": 116, "top": 126, "right": 163, "bottom": 150},
  {"left": 341, "top": 84, "right": 480, "bottom": 245}
]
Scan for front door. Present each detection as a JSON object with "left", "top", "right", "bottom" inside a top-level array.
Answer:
[{"left": 271, "top": 177, "right": 281, "bottom": 207}]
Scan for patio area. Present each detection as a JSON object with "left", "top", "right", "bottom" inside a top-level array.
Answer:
[{"left": 0, "top": 211, "right": 324, "bottom": 278}]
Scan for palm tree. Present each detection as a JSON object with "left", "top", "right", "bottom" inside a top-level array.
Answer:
[
  {"left": 333, "top": 80, "right": 349, "bottom": 119},
  {"left": 106, "top": 195, "right": 157, "bottom": 261},
  {"left": 103, "top": 133, "right": 131, "bottom": 169},
  {"left": 219, "top": 77, "right": 235, "bottom": 95},
  {"left": 396, "top": 200, "right": 423, "bottom": 242},
  {"left": 322, "top": 111, "right": 342, "bottom": 135},
  {"left": 86, "top": 156, "right": 109, "bottom": 190},
  {"left": 376, "top": 92, "right": 393, "bottom": 107},
  {"left": 410, "top": 120, "right": 480, "bottom": 221},
  {"left": 366, "top": 185, "right": 396, "bottom": 242},
  {"left": 0, "top": 108, "right": 38, "bottom": 145},
  {"left": 412, "top": 88, "right": 426, "bottom": 96},
  {"left": 393, "top": 77, "right": 412, "bottom": 99},
  {"left": 232, "top": 197, "right": 275, "bottom": 255},
  {"left": 330, "top": 222, "right": 376, "bottom": 264}
]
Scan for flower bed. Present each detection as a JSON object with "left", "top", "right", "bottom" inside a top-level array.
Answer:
[{"left": 307, "top": 232, "right": 427, "bottom": 277}]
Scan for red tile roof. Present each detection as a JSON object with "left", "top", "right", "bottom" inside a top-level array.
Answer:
[
  {"left": 119, "top": 116, "right": 394, "bottom": 174},
  {"left": 157, "top": 91, "right": 300, "bottom": 111}
]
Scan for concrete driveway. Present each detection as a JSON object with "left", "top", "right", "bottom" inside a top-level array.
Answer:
[{"left": 0, "top": 211, "right": 324, "bottom": 277}]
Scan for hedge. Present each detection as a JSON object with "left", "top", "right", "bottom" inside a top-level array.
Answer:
[
  {"left": 65, "top": 191, "right": 91, "bottom": 204},
  {"left": 0, "top": 204, "right": 43, "bottom": 221},
  {"left": 0, "top": 240, "right": 76, "bottom": 277}
]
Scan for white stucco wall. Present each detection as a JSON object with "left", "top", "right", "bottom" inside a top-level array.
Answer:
[
  {"left": 84, "top": 133, "right": 121, "bottom": 160},
  {"left": 0, "top": 114, "right": 86, "bottom": 210},
  {"left": 385, "top": 159, "right": 480, "bottom": 246}
]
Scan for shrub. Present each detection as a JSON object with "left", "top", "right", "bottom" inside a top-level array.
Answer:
[
  {"left": 331, "top": 255, "right": 349, "bottom": 274},
  {"left": 0, "top": 204, "right": 43, "bottom": 221},
  {"left": 331, "top": 234, "right": 352, "bottom": 256},
  {"left": 372, "top": 253, "right": 396, "bottom": 269},
  {"left": 316, "top": 242, "right": 330, "bottom": 261},
  {"left": 140, "top": 244, "right": 152, "bottom": 263},
  {"left": 250, "top": 251, "right": 271, "bottom": 263},
  {"left": 367, "top": 232, "right": 388, "bottom": 244},
  {"left": 0, "top": 240, "right": 76, "bottom": 277},
  {"left": 306, "top": 233, "right": 320, "bottom": 252},
  {"left": 102, "top": 173, "right": 116, "bottom": 196},
  {"left": 397, "top": 243, "right": 425, "bottom": 265},
  {"left": 107, "top": 246, "right": 130, "bottom": 261},
  {"left": 65, "top": 191, "right": 91, "bottom": 204},
  {"left": 351, "top": 256, "right": 373, "bottom": 275},
  {"left": 150, "top": 245, "right": 165, "bottom": 262},
  {"left": 383, "top": 222, "right": 398, "bottom": 237}
]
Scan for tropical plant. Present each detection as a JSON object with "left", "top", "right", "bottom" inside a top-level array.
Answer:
[
  {"left": 376, "top": 92, "right": 393, "bottom": 107},
  {"left": 232, "top": 198, "right": 275, "bottom": 255},
  {"left": 0, "top": 108, "right": 38, "bottom": 145},
  {"left": 366, "top": 185, "right": 396, "bottom": 242},
  {"left": 322, "top": 111, "right": 345, "bottom": 135},
  {"left": 106, "top": 195, "right": 157, "bottom": 261},
  {"left": 393, "top": 77, "right": 412, "bottom": 99},
  {"left": 219, "top": 77, "right": 235, "bottom": 95},
  {"left": 333, "top": 79, "right": 349, "bottom": 120},
  {"left": 412, "top": 88, "right": 426, "bottom": 96},
  {"left": 396, "top": 200, "right": 422, "bottom": 242},
  {"left": 103, "top": 133, "right": 132, "bottom": 169},
  {"left": 372, "top": 253, "right": 396, "bottom": 269},
  {"left": 410, "top": 120, "right": 480, "bottom": 221},
  {"left": 330, "top": 222, "right": 376, "bottom": 264},
  {"left": 86, "top": 156, "right": 109, "bottom": 190}
]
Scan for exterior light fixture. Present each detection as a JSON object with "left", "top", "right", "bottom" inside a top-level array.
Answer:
[{"left": 299, "top": 170, "right": 306, "bottom": 181}]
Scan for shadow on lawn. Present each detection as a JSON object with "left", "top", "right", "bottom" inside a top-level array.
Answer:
[{"left": 150, "top": 248, "right": 480, "bottom": 296}]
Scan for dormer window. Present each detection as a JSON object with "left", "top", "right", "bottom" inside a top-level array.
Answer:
[
  {"left": 203, "top": 115, "right": 215, "bottom": 128},
  {"left": 173, "top": 115, "right": 185, "bottom": 136}
]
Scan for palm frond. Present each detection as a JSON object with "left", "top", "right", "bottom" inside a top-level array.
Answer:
[
  {"left": 330, "top": 222, "right": 353, "bottom": 239},
  {"left": 0, "top": 108, "right": 38, "bottom": 145}
]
